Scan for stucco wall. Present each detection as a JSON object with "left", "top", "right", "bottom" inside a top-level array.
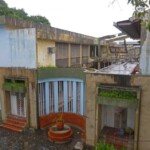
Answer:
[
  {"left": 37, "top": 39, "right": 55, "bottom": 67},
  {"left": 0, "top": 25, "right": 36, "bottom": 68},
  {"left": 0, "top": 68, "right": 38, "bottom": 128},
  {"left": 86, "top": 74, "right": 150, "bottom": 150}
]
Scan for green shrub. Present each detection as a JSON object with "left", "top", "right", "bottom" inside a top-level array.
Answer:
[
  {"left": 95, "top": 141, "right": 116, "bottom": 150},
  {"left": 95, "top": 141, "right": 126, "bottom": 150}
]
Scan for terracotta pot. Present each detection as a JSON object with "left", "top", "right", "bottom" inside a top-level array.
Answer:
[{"left": 56, "top": 120, "right": 64, "bottom": 130}]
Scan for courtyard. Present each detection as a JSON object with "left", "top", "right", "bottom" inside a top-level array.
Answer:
[{"left": 0, "top": 127, "right": 93, "bottom": 150}]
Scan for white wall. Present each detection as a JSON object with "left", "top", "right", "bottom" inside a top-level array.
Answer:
[
  {"left": 102, "top": 105, "right": 115, "bottom": 128},
  {"left": 140, "top": 11, "right": 150, "bottom": 74},
  {"left": 127, "top": 108, "right": 135, "bottom": 129},
  {"left": 102, "top": 105, "right": 135, "bottom": 129}
]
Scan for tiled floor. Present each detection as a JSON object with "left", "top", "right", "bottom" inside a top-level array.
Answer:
[{"left": 100, "top": 126, "right": 134, "bottom": 150}]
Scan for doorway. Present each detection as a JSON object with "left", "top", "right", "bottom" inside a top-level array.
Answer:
[{"left": 10, "top": 93, "right": 26, "bottom": 117}]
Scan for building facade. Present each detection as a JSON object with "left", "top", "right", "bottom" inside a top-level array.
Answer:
[{"left": 0, "top": 15, "right": 150, "bottom": 150}]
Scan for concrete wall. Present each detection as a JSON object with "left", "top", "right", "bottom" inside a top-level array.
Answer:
[
  {"left": 0, "top": 25, "right": 36, "bottom": 68},
  {"left": 37, "top": 39, "right": 55, "bottom": 67},
  {"left": 131, "top": 76, "right": 150, "bottom": 150},
  {"left": 0, "top": 68, "right": 38, "bottom": 128},
  {"left": 85, "top": 74, "right": 116, "bottom": 145},
  {"left": 86, "top": 74, "right": 150, "bottom": 150},
  {"left": 0, "top": 16, "right": 97, "bottom": 44},
  {"left": 140, "top": 30, "right": 150, "bottom": 74}
]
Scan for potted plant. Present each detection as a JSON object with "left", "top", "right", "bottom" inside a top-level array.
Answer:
[{"left": 55, "top": 113, "right": 64, "bottom": 130}]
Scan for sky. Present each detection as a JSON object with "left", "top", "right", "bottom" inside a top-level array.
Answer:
[{"left": 4, "top": 0, "right": 134, "bottom": 37}]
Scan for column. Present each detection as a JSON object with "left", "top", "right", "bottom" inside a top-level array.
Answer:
[
  {"left": 80, "top": 82, "right": 84, "bottom": 115},
  {"left": 54, "top": 81, "right": 58, "bottom": 112},
  {"left": 63, "top": 81, "right": 68, "bottom": 112},
  {"left": 68, "top": 44, "right": 71, "bottom": 67},
  {"left": 88, "top": 45, "right": 90, "bottom": 63},
  {"left": 80, "top": 44, "right": 82, "bottom": 65},
  {"left": 73, "top": 81, "right": 77, "bottom": 113},
  {"left": 45, "top": 82, "right": 50, "bottom": 114}
]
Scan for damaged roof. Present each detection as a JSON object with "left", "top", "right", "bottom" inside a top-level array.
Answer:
[
  {"left": 114, "top": 19, "right": 141, "bottom": 39},
  {"left": 97, "top": 62, "right": 139, "bottom": 75},
  {"left": 84, "top": 62, "right": 139, "bottom": 75}
]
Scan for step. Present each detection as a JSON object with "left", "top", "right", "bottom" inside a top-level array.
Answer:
[
  {"left": 7, "top": 116, "right": 26, "bottom": 123},
  {"left": 4, "top": 121, "right": 25, "bottom": 128},
  {"left": 6, "top": 118, "right": 26, "bottom": 126},
  {"left": 1, "top": 116, "right": 27, "bottom": 132},
  {"left": 2, "top": 124, "right": 22, "bottom": 132}
]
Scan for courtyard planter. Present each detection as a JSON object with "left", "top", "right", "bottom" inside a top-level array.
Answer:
[
  {"left": 3, "top": 82, "right": 26, "bottom": 93},
  {"left": 96, "top": 95, "right": 138, "bottom": 108}
]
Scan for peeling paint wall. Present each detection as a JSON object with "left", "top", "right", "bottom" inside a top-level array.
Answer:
[
  {"left": 37, "top": 39, "right": 55, "bottom": 67},
  {"left": 0, "top": 25, "right": 36, "bottom": 68}
]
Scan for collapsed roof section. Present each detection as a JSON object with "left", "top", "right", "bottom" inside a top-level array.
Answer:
[
  {"left": 114, "top": 19, "right": 141, "bottom": 39},
  {"left": 84, "top": 62, "right": 139, "bottom": 75}
]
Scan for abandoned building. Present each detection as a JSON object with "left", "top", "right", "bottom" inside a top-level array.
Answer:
[{"left": 0, "top": 14, "right": 150, "bottom": 150}]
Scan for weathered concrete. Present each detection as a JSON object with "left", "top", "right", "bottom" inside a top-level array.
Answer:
[
  {"left": 0, "top": 16, "right": 97, "bottom": 44},
  {"left": 85, "top": 74, "right": 150, "bottom": 150}
]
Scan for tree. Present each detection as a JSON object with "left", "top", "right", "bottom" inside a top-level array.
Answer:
[
  {"left": 0, "top": 0, "right": 8, "bottom": 7},
  {"left": 29, "top": 15, "right": 50, "bottom": 25},
  {"left": 0, "top": 0, "right": 51, "bottom": 26}
]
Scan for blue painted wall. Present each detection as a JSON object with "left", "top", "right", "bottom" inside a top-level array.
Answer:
[
  {"left": 0, "top": 25, "right": 36, "bottom": 68},
  {"left": 38, "top": 78, "right": 85, "bottom": 115}
]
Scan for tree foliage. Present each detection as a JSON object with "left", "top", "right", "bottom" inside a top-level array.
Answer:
[
  {"left": 0, "top": 0, "right": 7, "bottom": 7},
  {"left": 112, "top": 0, "right": 150, "bottom": 31},
  {"left": 127, "top": 0, "right": 150, "bottom": 30},
  {"left": 0, "top": 0, "right": 50, "bottom": 25}
]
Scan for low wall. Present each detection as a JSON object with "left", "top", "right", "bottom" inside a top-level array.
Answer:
[{"left": 39, "top": 112, "right": 86, "bottom": 132}]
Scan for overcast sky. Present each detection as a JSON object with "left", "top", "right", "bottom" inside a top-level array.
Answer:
[{"left": 5, "top": 0, "right": 134, "bottom": 37}]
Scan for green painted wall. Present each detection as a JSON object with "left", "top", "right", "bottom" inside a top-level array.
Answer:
[{"left": 38, "top": 68, "right": 85, "bottom": 80}]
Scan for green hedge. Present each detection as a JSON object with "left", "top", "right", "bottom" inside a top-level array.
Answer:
[{"left": 98, "top": 90, "right": 137, "bottom": 100}]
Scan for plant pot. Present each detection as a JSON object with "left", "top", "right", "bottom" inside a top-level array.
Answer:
[{"left": 56, "top": 120, "right": 64, "bottom": 130}]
